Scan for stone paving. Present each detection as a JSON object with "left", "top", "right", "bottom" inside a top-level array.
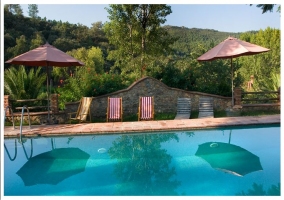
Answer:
[{"left": 3, "top": 115, "right": 280, "bottom": 138}]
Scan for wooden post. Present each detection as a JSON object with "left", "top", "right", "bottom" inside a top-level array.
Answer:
[
  {"left": 50, "top": 94, "right": 59, "bottom": 113},
  {"left": 278, "top": 87, "right": 280, "bottom": 103},
  {"left": 234, "top": 87, "right": 242, "bottom": 106},
  {"left": 4, "top": 95, "right": 11, "bottom": 115}
]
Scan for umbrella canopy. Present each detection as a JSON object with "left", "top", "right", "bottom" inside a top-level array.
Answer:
[
  {"left": 16, "top": 147, "right": 90, "bottom": 186},
  {"left": 197, "top": 36, "right": 270, "bottom": 106},
  {"left": 5, "top": 43, "right": 85, "bottom": 123},
  {"left": 5, "top": 43, "right": 84, "bottom": 66},
  {"left": 195, "top": 142, "right": 263, "bottom": 176},
  {"left": 197, "top": 36, "right": 270, "bottom": 61}
]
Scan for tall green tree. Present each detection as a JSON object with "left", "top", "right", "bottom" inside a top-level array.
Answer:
[
  {"left": 257, "top": 4, "right": 276, "bottom": 13},
  {"left": 6, "top": 35, "right": 29, "bottom": 58},
  {"left": 104, "top": 4, "right": 175, "bottom": 79},
  {"left": 89, "top": 21, "right": 107, "bottom": 44},
  {"left": 28, "top": 4, "right": 39, "bottom": 18},
  {"left": 4, "top": 4, "right": 23, "bottom": 15},
  {"left": 30, "top": 32, "right": 45, "bottom": 49},
  {"left": 250, "top": 4, "right": 281, "bottom": 13},
  {"left": 53, "top": 46, "right": 105, "bottom": 107}
]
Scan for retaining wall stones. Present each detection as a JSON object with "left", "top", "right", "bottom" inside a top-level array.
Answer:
[{"left": 65, "top": 76, "right": 231, "bottom": 120}]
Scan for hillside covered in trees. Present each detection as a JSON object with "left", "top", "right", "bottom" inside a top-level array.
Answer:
[{"left": 3, "top": 4, "right": 280, "bottom": 109}]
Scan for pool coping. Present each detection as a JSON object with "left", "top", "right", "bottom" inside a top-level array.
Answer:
[{"left": 3, "top": 114, "right": 280, "bottom": 138}]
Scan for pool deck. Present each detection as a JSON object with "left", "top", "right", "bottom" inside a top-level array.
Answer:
[{"left": 4, "top": 114, "right": 280, "bottom": 138}]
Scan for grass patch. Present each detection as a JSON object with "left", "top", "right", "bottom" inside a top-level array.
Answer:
[
  {"left": 214, "top": 110, "right": 228, "bottom": 118},
  {"left": 240, "top": 110, "right": 280, "bottom": 116},
  {"left": 190, "top": 111, "right": 198, "bottom": 119},
  {"left": 154, "top": 113, "right": 176, "bottom": 120},
  {"left": 96, "top": 113, "right": 176, "bottom": 122},
  {"left": 190, "top": 110, "right": 227, "bottom": 118},
  {"left": 187, "top": 110, "right": 279, "bottom": 119},
  {"left": 5, "top": 109, "right": 280, "bottom": 126},
  {"left": 5, "top": 121, "right": 41, "bottom": 126}
]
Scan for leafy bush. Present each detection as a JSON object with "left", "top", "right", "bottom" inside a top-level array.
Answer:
[
  {"left": 89, "top": 73, "right": 129, "bottom": 96},
  {"left": 4, "top": 65, "right": 46, "bottom": 99},
  {"left": 56, "top": 72, "right": 130, "bottom": 110}
]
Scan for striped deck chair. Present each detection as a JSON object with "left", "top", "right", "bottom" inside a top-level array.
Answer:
[
  {"left": 68, "top": 97, "right": 92, "bottom": 123},
  {"left": 107, "top": 97, "right": 123, "bottom": 122},
  {"left": 138, "top": 96, "right": 154, "bottom": 121}
]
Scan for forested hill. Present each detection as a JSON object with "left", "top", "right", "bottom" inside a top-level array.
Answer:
[
  {"left": 164, "top": 25, "right": 242, "bottom": 43},
  {"left": 162, "top": 25, "right": 258, "bottom": 58},
  {"left": 4, "top": 7, "right": 252, "bottom": 67},
  {"left": 4, "top": 6, "right": 280, "bottom": 103}
]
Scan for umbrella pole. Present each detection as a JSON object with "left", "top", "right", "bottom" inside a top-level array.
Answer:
[
  {"left": 231, "top": 58, "right": 234, "bottom": 107},
  {"left": 47, "top": 66, "right": 50, "bottom": 122}
]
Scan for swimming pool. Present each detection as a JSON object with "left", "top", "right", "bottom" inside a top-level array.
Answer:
[{"left": 4, "top": 124, "right": 280, "bottom": 196}]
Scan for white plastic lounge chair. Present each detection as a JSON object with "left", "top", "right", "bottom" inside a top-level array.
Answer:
[
  {"left": 138, "top": 96, "right": 154, "bottom": 121},
  {"left": 174, "top": 98, "right": 191, "bottom": 120},
  {"left": 198, "top": 97, "right": 214, "bottom": 118},
  {"left": 107, "top": 97, "right": 123, "bottom": 122}
]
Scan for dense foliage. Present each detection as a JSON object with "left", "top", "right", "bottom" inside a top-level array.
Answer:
[
  {"left": 104, "top": 4, "right": 175, "bottom": 79},
  {"left": 4, "top": 66, "right": 46, "bottom": 100},
  {"left": 3, "top": 4, "right": 281, "bottom": 110},
  {"left": 238, "top": 28, "right": 281, "bottom": 91}
]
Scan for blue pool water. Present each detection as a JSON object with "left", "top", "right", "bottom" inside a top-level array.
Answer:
[{"left": 4, "top": 124, "right": 280, "bottom": 196}]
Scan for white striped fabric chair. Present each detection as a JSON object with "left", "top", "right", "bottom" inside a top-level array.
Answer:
[
  {"left": 138, "top": 96, "right": 154, "bottom": 121},
  {"left": 107, "top": 97, "right": 123, "bottom": 122},
  {"left": 68, "top": 97, "right": 92, "bottom": 123}
]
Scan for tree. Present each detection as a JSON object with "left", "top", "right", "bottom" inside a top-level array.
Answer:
[
  {"left": 6, "top": 35, "right": 29, "bottom": 58},
  {"left": 52, "top": 38, "right": 80, "bottom": 52},
  {"left": 238, "top": 28, "right": 280, "bottom": 91},
  {"left": 251, "top": 4, "right": 281, "bottom": 14},
  {"left": 52, "top": 46, "right": 106, "bottom": 107},
  {"left": 4, "top": 4, "right": 23, "bottom": 15},
  {"left": 67, "top": 46, "right": 105, "bottom": 74},
  {"left": 104, "top": 4, "right": 175, "bottom": 78},
  {"left": 28, "top": 4, "right": 39, "bottom": 18},
  {"left": 89, "top": 21, "right": 107, "bottom": 44},
  {"left": 30, "top": 32, "right": 45, "bottom": 49}
]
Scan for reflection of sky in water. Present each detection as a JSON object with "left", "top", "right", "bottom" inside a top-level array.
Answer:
[{"left": 4, "top": 125, "right": 280, "bottom": 196}]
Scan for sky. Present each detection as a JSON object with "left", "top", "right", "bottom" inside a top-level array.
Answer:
[{"left": 2, "top": 1, "right": 280, "bottom": 33}]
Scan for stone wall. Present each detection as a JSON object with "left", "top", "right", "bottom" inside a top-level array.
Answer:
[
  {"left": 65, "top": 76, "right": 231, "bottom": 120},
  {"left": 5, "top": 76, "right": 279, "bottom": 124}
]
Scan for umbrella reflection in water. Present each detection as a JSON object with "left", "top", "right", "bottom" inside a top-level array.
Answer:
[
  {"left": 16, "top": 144, "right": 90, "bottom": 186},
  {"left": 195, "top": 130, "right": 263, "bottom": 176}
]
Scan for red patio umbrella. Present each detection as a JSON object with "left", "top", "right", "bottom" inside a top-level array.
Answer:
[
  {"left": 197, "top": 36, "right": 270, "bottom": 106},
  {"left": 5, "top": 42, "right": 85, "bottom": 123}
]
